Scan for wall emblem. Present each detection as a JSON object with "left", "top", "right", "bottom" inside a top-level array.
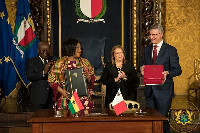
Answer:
[
  {"left": 169, "top": 100, "right": 199, "bottom": 132},
  {"left": 75, "top": 0, "right": 106, "bottom": 23}
]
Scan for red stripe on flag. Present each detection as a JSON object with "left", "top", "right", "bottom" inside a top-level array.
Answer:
[
  {"left": 91, "top": 0, "right": 102, "bottom": 18},
  {"left": 113, "top": 101, "right": 127, "bottom": 116},
  {"left": 18, "top": 27, "right": 35, "bottom": 47},
  {"left": 73, "top": 91, "right": 84, "bottom": 110}
]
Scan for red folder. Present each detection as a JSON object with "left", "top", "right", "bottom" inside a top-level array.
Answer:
[{"left": 144, "top": 65, "right": 164, "bottom": 85}]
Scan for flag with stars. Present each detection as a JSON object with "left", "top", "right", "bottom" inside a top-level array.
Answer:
[
  {"left": 11, "top": 0, "right": 39, "bottom": 87},
  {"left": 112, "top": 88, "right": 128, "bottom": 116},
  {"left": 0, "top": 0, "right": 19, "bottom": 95},
  {"left": 68, "top": 90, "right": 84, "bottom": 115}
]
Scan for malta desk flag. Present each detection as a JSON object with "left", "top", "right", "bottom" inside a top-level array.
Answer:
[
  {"left": 68, "top": 90, "right": 84, "bottom": 115},
  {"left": 112, "top": 88, "right": 128, "bottom": 116}
]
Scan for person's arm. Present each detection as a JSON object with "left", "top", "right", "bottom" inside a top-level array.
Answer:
[
  {"left": 48, "top": 59, "right": 70, "bottom": 100},
  {"left": 26, "top": 58, "right": 44, "bottom": 82},
  {"left": 101, "top": 62, "right": 117, "bottom": 84},
  {"left": 139, "top": 48, "right": 147, "bottom": 76},
  {"left": 167, "top": 47, "right": 182, "bottom": 79},
  {"left": 124, "top": 62, "right": 138, "bottom": 85},
  {"left": 82, "top": 58, "right": 95, "bottom": 92}
]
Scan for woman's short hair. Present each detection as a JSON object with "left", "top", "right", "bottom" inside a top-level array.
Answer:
[
  {"left": 62, "top": 38, "right": 80, "bottom": 57},
  {"left": 111, "top": 45, "right": 126, "bottom": 65}
]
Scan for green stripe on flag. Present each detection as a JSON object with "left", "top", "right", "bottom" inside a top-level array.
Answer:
[
  {"left": 68, "top": 101, "right": 76, "bottom": 115},
  {"left": 19, "top": 37, "right": 36, "bottom": 51}
]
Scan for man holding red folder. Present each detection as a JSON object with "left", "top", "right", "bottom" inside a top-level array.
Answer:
[{"left": 140, "top": 23, "right": 182, "bottom": 133}]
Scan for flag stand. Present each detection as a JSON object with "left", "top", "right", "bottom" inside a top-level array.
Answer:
[{"left": 74, "top": 112, "right": 79, "bottom": 117}]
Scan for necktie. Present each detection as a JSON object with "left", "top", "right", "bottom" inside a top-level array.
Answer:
[{"left": 152, "top": 45, "right": 158, "bottom": 64}]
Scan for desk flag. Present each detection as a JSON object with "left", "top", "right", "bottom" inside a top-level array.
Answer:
[
  {"left": 0, "top": 0, "right": 18, "bottom": 96},
  {"left": 11, "top": 0, "right": 39, "bottom": 88},
  {"left": 68, "top": 90, "right": 84, "bottom": 115},
  {"left": 112, "top": 88, "right": 128, "bottom": 116}
]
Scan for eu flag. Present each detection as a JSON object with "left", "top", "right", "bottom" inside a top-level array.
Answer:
[
  {"left": 0, "top": 0, "right": 18, "bottom": 95},
  {"left": 12, "top": 0, "right": 39, "bottom": 87}
]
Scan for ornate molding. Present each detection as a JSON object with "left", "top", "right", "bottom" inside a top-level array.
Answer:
[
  {"left": 29, "top": 0, "right": 42, "bottom": 40},
  {"left": 132, "top": 0, "right": 137, "bottom": 67},
  {"left": 47, "top": 0, "right": 51, "bottom": 44}
]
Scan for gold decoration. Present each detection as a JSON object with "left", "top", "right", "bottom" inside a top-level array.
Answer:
[
  {"left": 7, "top": 18, "right": 10, "bottom": 24},
  {"left": 27, "top": 13, "right": 35, "bottom": 31},
  {"left": 5, "top": 0, "right": 18, "bottom": 34},
  {"left": 4, "top": 56, "right": 10, "bottom": 63},
  {"left": 0, "top": 11, "right": 5, "bottom": 19},
  {"left": 47, "top": 0, "right": 51, "bottom": 45},
  {"left": 132, "top": 0, "right": 137, "bottom": 68},
  {"left": 73, "top": 73, "right": 77, "bottom": 78},
  {"left": 0, "top": 58, "right": 2, "bottom": 64}
]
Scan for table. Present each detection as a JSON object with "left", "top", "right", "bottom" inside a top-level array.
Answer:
[{"left": 28, "top": 108, "right": 167, "bottom": 133}]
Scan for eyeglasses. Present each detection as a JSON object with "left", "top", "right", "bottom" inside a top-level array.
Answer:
[
  {"left": 114, "top": 52, "right": 124, "bottom": 55},
  {"left": 76, "top": 46, "right": 82, "bottom": 50},
  {"left": 149, "top": 33, "right": 160, "bottom": 37}
]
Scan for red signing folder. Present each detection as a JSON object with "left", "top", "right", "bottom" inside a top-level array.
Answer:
[{"left": 144, "top": 65, "right": 164, "bottom": 85}]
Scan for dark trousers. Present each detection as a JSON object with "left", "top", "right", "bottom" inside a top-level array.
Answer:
[
  {"left": 146, "top": 92, "right": 172, "bottom": 133},
  {"left": 33, "top": 102, "right": 53, "bottom": 110},
  {"left": 32, "top": 92, "right": 53, "bottom": 111}
]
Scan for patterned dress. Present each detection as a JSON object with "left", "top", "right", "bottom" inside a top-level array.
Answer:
[{"left": 48, "top": 56, "right": 95, "bottom": 109}]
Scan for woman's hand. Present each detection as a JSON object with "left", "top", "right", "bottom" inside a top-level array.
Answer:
[
  {"left": 115, "top": 71, "right": 126, "bottom": 82},
  {"left": 57, "top": 86, "right": 70, "bottom": 100},
  {"left": 83, "top": 67, "right": 91, "bottom": 82},
  {"left": 119, "top": 71, "right": 126, "bottom": 79}
]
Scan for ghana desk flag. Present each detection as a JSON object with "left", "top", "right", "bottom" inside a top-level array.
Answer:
[
  {"left": 12, "top": 0, "right": 39, "bottom": 87},
  {"left": 0, "top": 0, "right": 18, "bottom": 96},
  {"left": 68, "top": 90, "right": 84, "bottom": 115},
  {"left": 112, "top": 88, "right": 128, "bottom": 116}
]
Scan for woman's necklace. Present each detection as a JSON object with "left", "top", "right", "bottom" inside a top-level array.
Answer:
[{"left": 115, "top": 61, "right": 123, "bottom": 68}]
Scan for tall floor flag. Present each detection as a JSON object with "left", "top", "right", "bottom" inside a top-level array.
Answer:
[
  {"left": 0, "top": 0, "right": 18, "bottom": 96},
  {"left": 112, "top": 88, "right": 128, "bottom": 116},
  {"left": 12, "top": 0, "right": 39, "bottom": 87}
]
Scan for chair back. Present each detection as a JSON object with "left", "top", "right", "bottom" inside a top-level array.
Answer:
[
  {"left": 194, "top": 59, "right": 200, "bottom": 82},
  {"left": 109, "top": 100, "right": 140, "bottom": 110}
]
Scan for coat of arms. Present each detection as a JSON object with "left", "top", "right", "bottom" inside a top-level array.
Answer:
[{"left": 75, "top": 0, "right": 106, "bottom": 23}]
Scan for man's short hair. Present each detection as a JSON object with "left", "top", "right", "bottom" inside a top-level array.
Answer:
[{"left": 150, "top": 23, "right": 164, "bottom": 33}]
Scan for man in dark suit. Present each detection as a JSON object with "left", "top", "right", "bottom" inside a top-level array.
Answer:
[
  {"left": 26, "top": 41, "right": 59, "bottom": 110},
  {"left": 140, "top": 23, "right": 182, "bottom": 133}
]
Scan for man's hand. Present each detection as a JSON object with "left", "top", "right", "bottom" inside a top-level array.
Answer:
[
  {"left": 44, "top": 61, "right": 53, "bottom": 74},
  {"left": 162, "top": 71, "right": 169, "bottom": 80},
  {"left": 140, "top": 65, "right": 145, "bottom": 75},
  {"left": 162, "top": 71, "right": 169, "bottom": 83}
]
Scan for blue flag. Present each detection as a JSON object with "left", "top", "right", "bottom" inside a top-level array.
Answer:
[
  {"left": 12, "top": 0, "right": 39, "bottom": 87},
  {"left": 0, "top": 0, "right": 18, "bottom": 95}
]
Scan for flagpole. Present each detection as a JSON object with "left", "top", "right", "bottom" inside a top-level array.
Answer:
[{"left": 58, "top": 0, "right": 61, "bottom": 58}]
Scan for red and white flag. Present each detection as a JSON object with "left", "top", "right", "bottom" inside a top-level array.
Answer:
[{"left": 112, "top": 88, "right": 128, "bottom": 116}]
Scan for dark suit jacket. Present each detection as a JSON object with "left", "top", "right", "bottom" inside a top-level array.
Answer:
[
  {"left": 140, "top": 41, "right": 182, "bottom": 99},
  {"left": 101, "top": 61, "right": 138, "bottom": 108},
  {"left": 26, "top": 55, "right": 59, "bottom": 104}
]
